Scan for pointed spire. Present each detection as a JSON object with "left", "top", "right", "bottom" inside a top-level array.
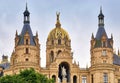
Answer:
[
  {"left": 23, "top": 2, "right": 30, "bottom": 24},
  {"left": 26, "top": 2, "right": 28, "bottom": 11},
  {"left": 98, "top": 6, "right": 104, "bottom": 26},
  {"left": 16, "top": 30, "right": 18, "bottom": 36},
  {"left": 100, "top": 6, "right": 102, "bottom": 14},
  {"left": 36, "top": 31, "right": 38, "bottom": 37},
  {"left": 111, "top": 34, "right": 113, "bottom": 39},
  {"left": 56, "top": 12, "right": 61, "bottom": 28},
  {"left": 91, "top": 33, "right": 94, "bottom": 39}
]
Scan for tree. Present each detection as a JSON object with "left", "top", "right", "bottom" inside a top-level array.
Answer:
[{"left": 0, "top": 68, "right": 54, "bottom": 83}]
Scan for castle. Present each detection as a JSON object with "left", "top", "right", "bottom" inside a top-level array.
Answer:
[{"left": 0, "top": 5, "right": 120, "bottom": 83}]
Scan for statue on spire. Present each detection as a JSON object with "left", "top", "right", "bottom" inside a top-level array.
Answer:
[{"left": 56, "top": 12, "right": 61, "bottom": 28}]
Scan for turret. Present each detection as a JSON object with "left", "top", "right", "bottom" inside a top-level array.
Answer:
[{"left": 90, "top": 8, "right": 113, "bottom": 66}]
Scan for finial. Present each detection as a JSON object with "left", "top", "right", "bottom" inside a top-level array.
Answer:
[
  {"left": 111, "top": 34, "right": 113, "bottom": 39},
  {"left": 56, "top": 12, "right": 61, "bottom": 28},
  {"left": 36, "top": 31, "right": 38, "bottom": 37},
  {"left": 56, "top": 12, "right": 60, "bottom": 21},
  {"left": 91, "top": 33, "right": 94, "bottom": 39},
  {"left": 16, "top": 30, "right": 18, "bottom": 36},
  {"left": 100, "top": 6, "right": 102, "bottom": 14},
  {"left": 78, "top": 61, "right": 79, "bottom": 66},
  {"left": 26, "top": 2, "right": 28, "bottom": 11}
]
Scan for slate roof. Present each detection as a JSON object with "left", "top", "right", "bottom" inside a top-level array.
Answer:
[
  {"left": 95, "top": 26, "right": 108, "bottom": 40},
  {"left": 0, "top": 62, "right": 10, "bottom": 69},
  {"left": 113, "top": 54, "right": 120, "bottom": 66},
  {"left": 18, "top": 23, "right": 36, "bottom": 46}
]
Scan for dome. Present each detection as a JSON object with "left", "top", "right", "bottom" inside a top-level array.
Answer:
[
  {"left": 47, "top": 27, "right": 70, "bottom": 40},
  {"left": 47, "top": 12, "right": 70, "bottom": 40}
]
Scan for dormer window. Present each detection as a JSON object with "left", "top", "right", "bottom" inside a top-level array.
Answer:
[{"left": 26, "top": 39, "right": 28, "bottom": 45}]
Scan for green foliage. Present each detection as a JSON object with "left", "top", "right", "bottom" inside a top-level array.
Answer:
[{"left": 0, "top": 68, "right": 54, "bottom": 83}]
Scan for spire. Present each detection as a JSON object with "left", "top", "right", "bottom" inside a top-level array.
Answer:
[
  {"left": 36, "top": 31, "right": 38, "bottom": 37},
  {"left": 95, "top": 7, "right": 108, "bottom": 40},
  {"left": 23, "top": 2, "right": 30, "bottom": 24},
  {"left": 16, "top": 30, "right": 18, "bottom": 36},
  {"left": 98, "top": 7, "right": 104, "bottom": 26},
  {"left": 91, "top": 33, "right": 94, "bottom": 39},
  {"left": 56, "top": 12, "right": 61, "bottom": 28}
]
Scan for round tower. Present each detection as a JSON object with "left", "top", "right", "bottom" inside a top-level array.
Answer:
[{"left": 10, "top": 4, "right": 40, "bottom": 74}]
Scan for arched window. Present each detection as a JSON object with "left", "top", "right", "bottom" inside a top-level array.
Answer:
[
  {"left": 58, "top": 50, "right": 62, "bottom": 55},
  {"left": 50, "top": 51, "right": 54, "bottom": 62},
  {"left": 73, "top": 75, "right": 77, "bottom": 83},
  {"left": 58, "top": 39, "right": 61, "bottom": 45},
  {"left": 26, "top": 48, "right": 29, "bottom": 54},
  {"left": 51, "top": 40, "right": 54, "bottom": 45},
  {"left": 103, "top": 73, "right": 108, "bottom": 83},
  {"left": 82, "top": 76, "right": 87, "bottom": 83},
  {"left": 52, "top": 75, "right": 56, "bottom": 82},
  {"left": 91, "top": 74, "right": 94, "bottom": 83},
  {"left": 26, "top": 39, "right": 28, "bottom": 45}
]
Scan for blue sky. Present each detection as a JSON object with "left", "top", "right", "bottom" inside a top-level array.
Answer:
[{"left": 0, "top": 0, "right": 120, "bottom": 67}]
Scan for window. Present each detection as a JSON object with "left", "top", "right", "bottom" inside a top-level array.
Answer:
[
  {"left": 50, "top": 51, "right": 54, "bottom": 62},
  {"left": 103, "top": 60, "right": 106, "bottom": 63},
  {"left": 103, "top": 73, "right": 108, "bottom": 83},
  {"left": 58, "top": 50, "right": 62, "bottom": 55},
  {"left": 58, "top": 39, "right": 61, "bottom": 45},
  {"left": 26, "top": 39, "right": 28, "bottom": 45},
  {"left": 26, "top": 48, "right": 29, "bottom": 54},
  {"left": 73, "top": 75, "right": 77, "bottom": 83},
  {"left": 91, "top": 74, "right": 94, "bottom": 83},
  {"left": 102, "top": 50, "right": 107, "bottom": 56},
  {"left": 26, "top": 58, "right": 29, "bottom": 61},
  {"left": 82, "top": 76, "right": 87, "bottom": 83},
  {"left": 118, "top": 79, "right": 120, "bottom": 83},
  {"left": 52, "top": 75, "right": 56, "bottom": 82}
]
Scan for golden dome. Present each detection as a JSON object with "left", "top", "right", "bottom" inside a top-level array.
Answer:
[
  {"left": 47, "top": 27, "right": 70, "bottom": 40},
  {"left": 47, "top": 13, "right": 70, "bottom": 40}
]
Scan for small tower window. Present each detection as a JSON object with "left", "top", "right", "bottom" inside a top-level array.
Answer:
[
  {"left": 102, "top": 50, "right": 107, "bottom": 56},
  {"left": 58, "top": 39, "right": 61, "bottom": 45},
  {"left": 25, "top": 58, "right": 29, "bottom": 61},
  {"left": 91, "top": 74, "right": 94, "bottom": 83},
  {"left": 103, "top": 73, "right": 108, "bottom": 83},
  {"left": 26, "top": 39, "right": 28, "bottom": 45},
  {"left": 26, "top": 48, "right": 29, "bottom": 54}
]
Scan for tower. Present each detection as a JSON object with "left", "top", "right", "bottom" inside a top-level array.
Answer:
[
  {"left": 90, "top": 8, "right": 114, "bottom": 83},
  {"left": 91, "top": 8, "right": 113, "bottom": 65},
  {"left": 46, "top": 13, "right": 74, "bottom": 83},
  {"left": 10, "top": 4, "right": 40, "bottom": 74},
  {"left": 46, "top": 13, "right": 71, "bottom": 67}
]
